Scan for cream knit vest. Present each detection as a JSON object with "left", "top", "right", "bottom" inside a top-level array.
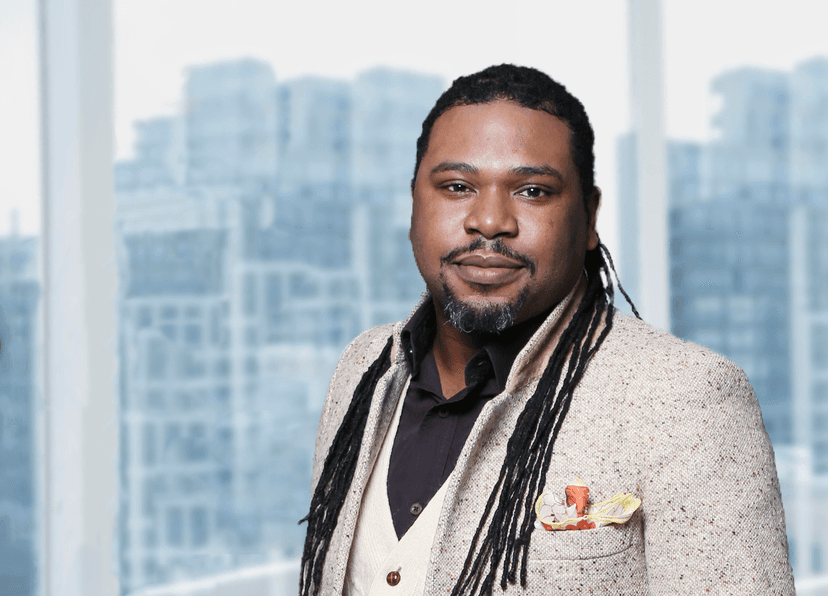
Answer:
[{"left": 344, "top": 378, "right": 450, "bottom": 596}]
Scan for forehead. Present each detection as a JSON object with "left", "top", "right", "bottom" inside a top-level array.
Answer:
[{"left": 424, "top": 100, "right": 576, "bottom": 175}]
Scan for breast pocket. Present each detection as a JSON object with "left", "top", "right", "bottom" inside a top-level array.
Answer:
[
  {"left": 522, "top": 516, "right": 647, "bottom": 595},
  {"left": 527, "top": 515, "right": 638, "bottom": 561}
]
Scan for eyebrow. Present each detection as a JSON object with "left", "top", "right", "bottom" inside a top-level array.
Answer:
[
  {"left": 509, "top": 165, "right": 564, "bottom": 182},
  {"left": 429, "top": 161, "right": 564, "bottom": 182},
  {"left": 430, "top": 161, "right": 479, "bottom": 176}
]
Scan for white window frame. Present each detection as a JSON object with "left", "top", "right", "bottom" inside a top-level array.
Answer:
[{"left": 38, "top": 0, "right": 118, "bottom": 594}]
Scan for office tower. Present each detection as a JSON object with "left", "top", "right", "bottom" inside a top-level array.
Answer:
[
  {"left": 789, "top": 58, "right": 828, "bottom": 474},
  {"left": 351, "top": 68, "right": 443, "bottom": 323},
  {"left": 115, "top": 60, "right": 443, "bottom": 592},
  {"left": 0, "top": 234, "right": 40, "bottom": 596},
  {"left": 114, "top": 117, "right": 186, "bottom": 189},
  {"left": 705, "top": 68, "right": 790, "bottom": 203},
  {"left": 277, "top": 77, "right": 351, "bottom": 196},
  {"left": 618, "top": 56, "right": 828, "bottom": 578},
  {"left": 619, "top": 67, "right": 795, "bottom": 446},
  {"left": 185, "top": 60, "right": 279, "bottom": 187},
  {"left": 670, "top": 199, "right": 791, "bottom": 443}
]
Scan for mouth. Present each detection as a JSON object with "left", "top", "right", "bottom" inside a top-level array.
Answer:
[
  {"left": 449, "top": 252, "right": 527, "bottom": 287},
  {"left": 440, "top": 239, "right": 536, "bottom": 289}
]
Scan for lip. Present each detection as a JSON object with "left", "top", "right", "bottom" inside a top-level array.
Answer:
[
  {"left": 452, "top": 253, "right": 524, "bottom": 268},
  {"left": 450, "top": 252, "right": 526, "bottom": 286}
]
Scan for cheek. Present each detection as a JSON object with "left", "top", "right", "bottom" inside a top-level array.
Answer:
[
  {"left": 411, "top": 201, "right": 457, "bottom": 253},
  {"left": 529, "top": 211, "right": 587, "bottom": 278},
  {"left": 410, "top": 210, "right": 443, "bottom": 279}
]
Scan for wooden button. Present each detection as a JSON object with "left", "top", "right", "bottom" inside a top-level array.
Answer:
[{"left": 386, "top": 570, "right": 401, "bottom": 586}]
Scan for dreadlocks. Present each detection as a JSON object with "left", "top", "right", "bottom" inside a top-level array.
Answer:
[
  {"left": 299, "top": 336, "right": 394, "bottom": 595},
  {"left": 449, "top": 243, "right": 632, "bottom": 595},
  {"left": 301, "top": 64, "right": 640, "bottom": 596}
]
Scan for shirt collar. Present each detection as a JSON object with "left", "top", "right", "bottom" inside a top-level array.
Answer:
[{"left": 400, "top": 296, "right": 552, "bottom": 394}]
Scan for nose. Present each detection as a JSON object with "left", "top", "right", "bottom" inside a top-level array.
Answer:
[{"left": 463, "top": 188, "right": 518, "bottom": 239}]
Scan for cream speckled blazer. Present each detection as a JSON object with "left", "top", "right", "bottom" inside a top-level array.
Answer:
[{"left": 309, "top": 294, "right": 795, "bottom": 595}]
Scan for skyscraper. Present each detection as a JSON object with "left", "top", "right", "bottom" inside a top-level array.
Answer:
[
  {"left": 618, "top": 56, "right": 828, "bottom": 578},
  {"left": 0, "top": 234, "right": 40, "bottom": 596},
  {"left": 114, "top": 60, "right": 442, "bottom": 592}
]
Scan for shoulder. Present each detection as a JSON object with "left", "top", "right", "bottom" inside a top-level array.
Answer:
[
  {"left": 335, "top": 323, "right": 399, "bottom": 375},
  {"left": 593, "top": 311, "right": 755, "bottom": 410},
  {"left": 317, "top": 323, "right": 399, "bottom": 430},
  {"left": 601, "top": 310, "right": 731, "bottom": 368},
  {"left": 311, "top": 322, "right": 400, "bottom": 486}
]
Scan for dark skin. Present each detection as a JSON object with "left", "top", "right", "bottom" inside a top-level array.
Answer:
[{"left": 409, "top": 100, "right": 600, "bottom": 397}]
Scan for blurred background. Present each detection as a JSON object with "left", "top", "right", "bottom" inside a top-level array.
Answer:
[{"left": 1, "top": 0, "right": 828, "bottom": 594}]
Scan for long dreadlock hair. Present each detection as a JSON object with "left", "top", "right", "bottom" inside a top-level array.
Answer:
[{"left": 300, "top": 65, "right": 640, "bottom": 596}]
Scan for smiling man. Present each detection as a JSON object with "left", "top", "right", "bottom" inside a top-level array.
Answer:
[{"left": 300, "top": 65, "right": 794, "bottom": 596}]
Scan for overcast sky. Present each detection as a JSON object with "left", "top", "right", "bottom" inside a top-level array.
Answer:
[{"left": 3, "top": 0, "right": 828, "bottom": 249}]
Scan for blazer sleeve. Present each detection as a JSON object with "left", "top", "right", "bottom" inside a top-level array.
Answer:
[{"left": 642, "top": 356, "right": 795, "bottom": 594}]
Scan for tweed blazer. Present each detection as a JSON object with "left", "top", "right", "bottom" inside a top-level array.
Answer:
[{"left": 310, "top": 297, "right": 795, "bottom": 595}]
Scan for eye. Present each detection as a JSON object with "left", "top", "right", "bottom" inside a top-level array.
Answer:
[
  {"left": 516, "top": 186, "right": 549, "bottom": 199},
  {"left": 444, "top": 182, "right": 473, "bottom": 193}
]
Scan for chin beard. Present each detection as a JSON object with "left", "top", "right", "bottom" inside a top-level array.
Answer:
[{"left": 442, "top": 283, "right": 530, "bottom": 334}]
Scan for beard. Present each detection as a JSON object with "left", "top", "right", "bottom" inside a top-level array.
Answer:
[{"left": 441, "top": 282, "right": 530, "bottom": 334}]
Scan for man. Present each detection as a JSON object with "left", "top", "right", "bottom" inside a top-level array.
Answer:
[{"left": 300, "top": 65, "right": 794, "bottom": 595}]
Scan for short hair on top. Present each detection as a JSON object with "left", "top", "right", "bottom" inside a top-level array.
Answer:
[{"left": 412, "top": 64, "right": 596, "bottom": 203}]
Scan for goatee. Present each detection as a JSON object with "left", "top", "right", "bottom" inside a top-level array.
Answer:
[{"left": 442, "top": 283, "right": 529, "bottom": 334}]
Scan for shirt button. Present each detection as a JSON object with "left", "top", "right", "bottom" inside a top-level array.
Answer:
[
  {"left": 386, "top": 570, "right": 401, "bottom": 586},
  {"left": 410, "top": 502, "right": 423, "bottom": 516},
  {"left": 438, "top": 406, "right": 449, "bottom": 418}
]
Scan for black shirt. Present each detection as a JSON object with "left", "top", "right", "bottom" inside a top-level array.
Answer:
[{"left": 387, "top": 299, "right": 548, "bottom": 538}]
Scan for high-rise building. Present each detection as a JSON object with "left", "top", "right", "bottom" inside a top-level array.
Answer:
[
  {"left": 705, "top": 68, "right": 790, "bottom": 204},
  {"left": 186, "top": 60, "right": 279, "bottom": 188},
  {"left": 114, "top": 60, "right": 442, "bottom": 592},
  {"left": 617, "top": 56, "right": 828, "bottom": 578},
  {"left": 669, "top": 199, "right": 791, "bottom": 443},
  {"left": 351, "top": 69, "right": 443, "bottom": 322},
  {"left": 788, "top": 59, "right": 828, "bottom": 478},
  {"left": 0, "top": 234, "right": 40, "bottom": 596}
]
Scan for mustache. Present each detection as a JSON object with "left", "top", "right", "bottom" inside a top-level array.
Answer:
[{"left": 440, "top": 238, "right": 537, "bottom": 276}]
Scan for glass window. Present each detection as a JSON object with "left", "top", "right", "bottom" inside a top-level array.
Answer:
[
  {"left": 69, "top": 0, "right": 828, "bottom": 593},
  {"left": 142, "top": 423, "right": 157, "bottom": 466},
  {"left": 183, "top": 323, "right": 202, "bottom": 346},
  {"left": 243, "top": 273, "right": 257, "bottom": 316},
  {"left": 166, "top": 507, "right": 184, "bottom": 547},
  {"left": 814, "top": 325, "right": 828, "bottom": 367},
  {"left": 190, "top": 507, "right": 208, "bottom": 547},
  {"left": 147, "top": 339, "right": 168, "bottom": 379}
]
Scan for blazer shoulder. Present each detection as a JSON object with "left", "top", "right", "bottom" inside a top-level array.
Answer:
[
  {"left": 598, "top": 311, "right": 752, "bottom": 403},
  {"left": 311, "top": 322, "right": 399, "bottom": 490},
  {"left": 337, "top": 323, "right": 398, "bottom": 370},
  {"left": 324, "top": 323, "right": 399, "bottom": 408}
]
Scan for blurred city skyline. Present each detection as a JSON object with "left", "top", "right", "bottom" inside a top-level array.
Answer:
[{"left": 3, "top": 1, "right": 828, "bottom": 594}]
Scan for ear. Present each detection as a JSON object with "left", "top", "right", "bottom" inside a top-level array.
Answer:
[{"left": 586, "top": 187, "right": 601, "bottom": 251}]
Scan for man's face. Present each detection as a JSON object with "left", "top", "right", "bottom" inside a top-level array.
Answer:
[{"left": 410, "top": 99, "right": 600, "bottom": 332}]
